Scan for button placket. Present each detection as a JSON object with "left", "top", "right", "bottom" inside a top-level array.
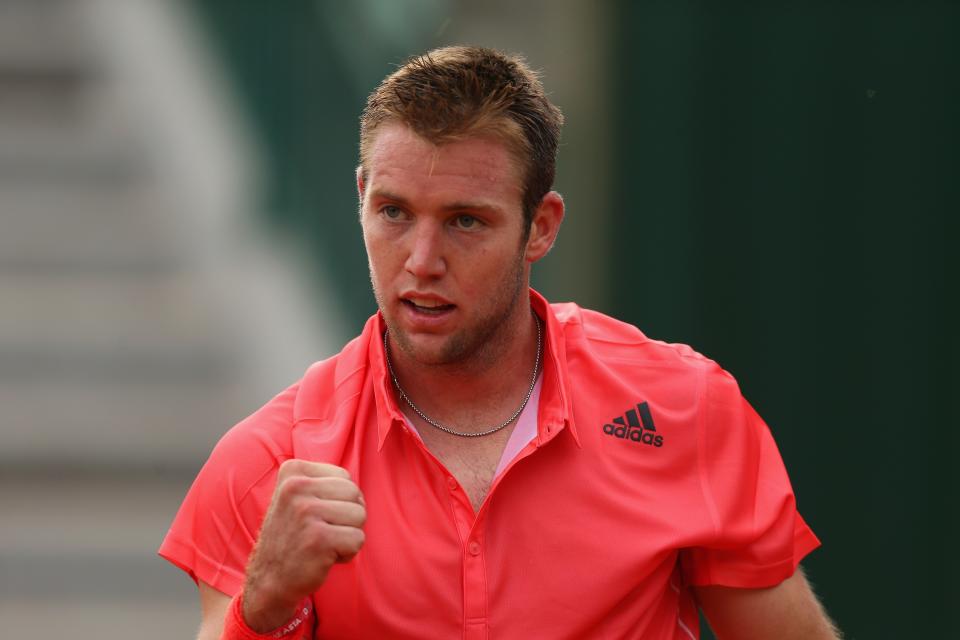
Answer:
[
  {"left": 412, "top": 444, "right": 490, "bottom": 636},
  {"left": 462, "top": 530, "right": 487, "bottom": 629}
]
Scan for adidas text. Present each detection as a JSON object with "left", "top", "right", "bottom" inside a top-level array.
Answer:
[
  {"left": 602, "top": 424, "right": 664, "bottom": 447},
  {"left": 603, "top": 401, "right": 664, "bottom": 448}
]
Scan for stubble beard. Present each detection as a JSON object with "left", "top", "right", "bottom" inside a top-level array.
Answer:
[{"left": 372, "top": 252, "right": 528, "bottom": 372}]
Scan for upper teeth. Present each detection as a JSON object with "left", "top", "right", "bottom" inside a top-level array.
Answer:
[{"left": 409, "top": 298, "right": 445, "bottom": 308}]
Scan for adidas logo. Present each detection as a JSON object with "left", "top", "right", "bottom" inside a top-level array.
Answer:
[{"left": 602, "top": 402, "right": 664, "bottom": 448}]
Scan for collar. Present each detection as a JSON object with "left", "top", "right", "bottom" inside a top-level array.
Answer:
[{"left": 370, "top": 288, "right": 579, "bottom": 451}]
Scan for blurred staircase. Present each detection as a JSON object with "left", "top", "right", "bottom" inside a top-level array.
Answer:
[{"left": 0, "top": 1, "right": 342, "bottom": 636}]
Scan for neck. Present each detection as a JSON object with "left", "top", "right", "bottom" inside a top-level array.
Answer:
[{"left": 385, "top": 301, "right": 541, "bottom": 432}]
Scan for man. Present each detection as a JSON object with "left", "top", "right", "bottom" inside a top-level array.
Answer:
[{"left": 161, "top": 46, "right": 841, "bottom": 639}]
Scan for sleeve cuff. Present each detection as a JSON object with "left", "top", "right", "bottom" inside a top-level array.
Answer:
[
  {"left": 157, "top": 534, "right": 245, "bottom": 597},
  {"left": 685, "top": 513, "right": 822, "bottom": 588}
]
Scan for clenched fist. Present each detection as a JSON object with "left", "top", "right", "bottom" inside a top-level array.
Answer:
[{"left": 241, "top": 459, "right": 366, "bottom": 632}]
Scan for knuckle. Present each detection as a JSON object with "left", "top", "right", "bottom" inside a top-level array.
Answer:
[
  {"left": 322, "top": 463, "right": 351, "bottom": 480},
  {"left": 351, "top": 528, "right": 366, "bottom": 552},
  {"left": 303, "top": 461, "right": 350, "bottom": 479},
  {"left": 339, "top": 477, "right": 361, "bottom": 497},
  {"left": 278, "top": 458, "right": 302, "bottom": 477},
  {"left": 277, "top": 475, "right": 309, "bottom": 501},
  {"left": 311, "top": 521, "right": 338, "bottom": 549},
  {"left": 291, "top": 497, "right": 315, "bottom": 521},
  {"left": 331, "top": 465, "right": 352, "bottom": 480},
  {"left": 313, "top": 499, "right": 335, "bottom": 522},
  {"left": 304, "top": 521, "right": 327, "bottom": 547},
  {"left": 315, "top": 477, "right": 341, "bottom": 497},
  {"left": 318, "top": 477, "right": 361, "bottom": 502}
]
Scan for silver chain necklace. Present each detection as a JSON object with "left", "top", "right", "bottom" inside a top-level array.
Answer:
[{"left": 383, "top": 315, "right": 542, "bottom": 438}]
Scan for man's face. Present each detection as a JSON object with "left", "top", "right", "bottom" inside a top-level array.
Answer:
[{"left": 359, "top": 123, "right": 531, "bottom": 367}]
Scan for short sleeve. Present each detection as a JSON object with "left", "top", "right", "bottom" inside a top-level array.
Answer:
[
  {"left": 158, "top": 383, "right": 300, "bottom": 596},
  {"left": 681, "top": 365, "right": 820, "bottom": 588}
]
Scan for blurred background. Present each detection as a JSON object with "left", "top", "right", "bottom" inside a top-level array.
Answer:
[{"left": 0, "top": 0, "right": 955, "bottom": 637}]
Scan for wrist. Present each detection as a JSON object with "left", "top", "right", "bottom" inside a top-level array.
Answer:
[
  {"left": 241, "top": 584, "right": 304, "bottom": 633},
  {"left": 225, "top": 592, "right": 312, "bottom": 639}
]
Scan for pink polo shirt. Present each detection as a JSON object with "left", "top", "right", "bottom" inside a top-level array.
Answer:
[{"left": 160, "top": 290, "right": 819, "bottom": 639}]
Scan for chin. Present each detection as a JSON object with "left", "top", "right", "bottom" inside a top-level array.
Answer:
[
  {"left": 407, "top": 349, "right": 451, "bottom": 367},
  {"left": 386, "top": 324, "right": 442, "bottom": 361},
  {"left": 406, "top": 335, "right": 458, "bottom": 365},
  {"left": 393, "top": 326, "right": 477, "bottom": 367}
]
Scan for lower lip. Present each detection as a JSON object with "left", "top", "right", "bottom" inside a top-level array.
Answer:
[{"left": 400, "top": 300, "right": 456, "bottom": 329}]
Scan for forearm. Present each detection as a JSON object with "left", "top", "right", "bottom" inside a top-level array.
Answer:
[{"left": 695, "top": 566, "right": 842, "bottom": 640}]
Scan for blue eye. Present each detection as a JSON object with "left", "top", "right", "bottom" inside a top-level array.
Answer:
[
  {"left": 455, "top": 215, "right": 478, "bottom": 229},
  {"left": 381, "top": 205, "right": 403, "bottom": 220}
]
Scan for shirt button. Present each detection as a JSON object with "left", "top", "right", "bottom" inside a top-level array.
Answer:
[
  {"left": 468, "top": 541, "right": 481, "bottom": 556},
  {"left": 447, "top": 477, "right": 458, "bottom": 491}
]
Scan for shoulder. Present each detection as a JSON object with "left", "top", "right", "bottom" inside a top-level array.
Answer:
[
  {"left": 550, "top": 302, "right": 724, "bottom": 377},
  {"left": 293, "top": 325, "right": 374, "bottom": 421},
  {"left": 209, "top": 322, "right": 375, "bottom": 485},
  {"left": 217, "top": 380, "right": 301, "bottom": 457}
]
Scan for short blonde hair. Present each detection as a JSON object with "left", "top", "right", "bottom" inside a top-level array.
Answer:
[{"left": 360, "top": 46, "right": 564, "bottom": 226}]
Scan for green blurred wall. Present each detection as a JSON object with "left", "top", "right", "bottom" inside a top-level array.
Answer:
[
  {"left": 189, "top": 2, "right": 390, "bottom": 327},
  {"left": 612, "top": 2, "right": 958, "bottom": 638},
  {"left": 189, "top": 1, "right": 957, "bottom": 637}
]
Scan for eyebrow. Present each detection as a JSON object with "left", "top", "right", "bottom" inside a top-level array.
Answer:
[{"left": 369, "top": 189, "right": 505, "bottom": 215}]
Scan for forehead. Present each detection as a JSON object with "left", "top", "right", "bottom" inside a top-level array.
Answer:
[{"left": 364, "top": 124, "right": 524, "bottom": 202}]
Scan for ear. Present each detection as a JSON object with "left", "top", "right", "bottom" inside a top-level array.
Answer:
[
  {"left": 524, "top": 191, "right": 565, "bottom": 263},
  {"left": 356, "top": 165, "right": 366, "bottom": 200}
]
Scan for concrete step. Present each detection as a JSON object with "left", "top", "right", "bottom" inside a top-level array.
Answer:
[
  {"left": 0, "top": 120, "right": 148, "bottom": 186},
  {"left": 0, "top": 189, "right": 189, "bottom": 272},
  {"left": 0, "top": 474, "right": 199, "bottom": 638},
  {"left": 0, "top": 271, "right": 223, "bottom": 353},
  {"left": 0, "top": 599, "right": 198, "bottom": 639},
  {"left": 0, "top": 59, "right": 98, "bottom": 126},
  {"left": 0, "top": 0, "right": 101, "bottom": 127},
  {"left": 0, "top": 374, "right": 258, "bottom": 468},
  {"left": 0, "top": 17, "right": 87, "bottom": 54},
  {"left": 0, "top": 0, "right": 92, "bottom": 67},
  {"left": 0, "top": 474, "right": 192, "bottom": 567}
]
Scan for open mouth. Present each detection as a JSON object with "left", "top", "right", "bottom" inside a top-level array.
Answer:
[{"left": 401, "top": 298, "right": 456, "bottom": 315}]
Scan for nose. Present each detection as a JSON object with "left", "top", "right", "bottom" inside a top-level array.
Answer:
[{"left": 405, "top": 221, "right": 447, "bottom": 279}]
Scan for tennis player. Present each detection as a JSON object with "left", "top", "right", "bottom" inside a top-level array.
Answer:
[{"left": 160, "top": 46, "right": 841, "bottom": 639}]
